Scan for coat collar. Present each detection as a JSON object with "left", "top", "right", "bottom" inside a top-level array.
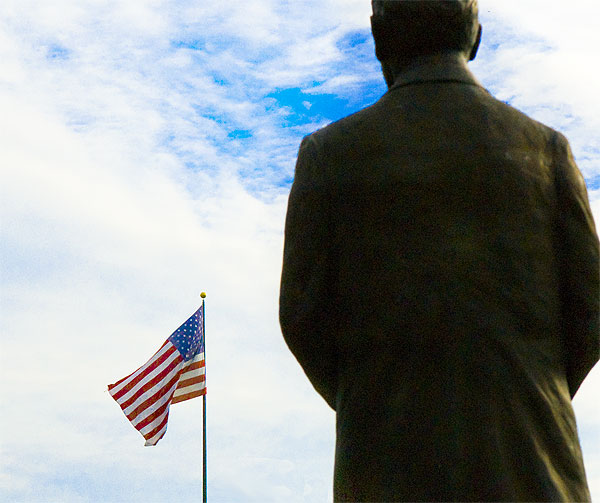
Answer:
[{"left": 387, "top": 53, "right": 485, "bottom": 92}]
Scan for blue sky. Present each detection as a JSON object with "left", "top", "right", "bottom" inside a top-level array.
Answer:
[{"left": 1, "top": 1, "right": 599, "bottom": 502}]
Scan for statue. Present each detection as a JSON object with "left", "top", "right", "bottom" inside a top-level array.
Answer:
[{"left": 279, "top": 0, "right": 599, "bottom": 501}]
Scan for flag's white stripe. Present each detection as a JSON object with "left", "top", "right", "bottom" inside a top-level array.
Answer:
[
  {"left": 117, "top": 349, "right": 181, "bottom": 406},
  {"left": 173, "top": 382, "right": 206, "bottom": 399},
  {"left": 124, "top": 371, "right": 179, "bottom": 419},
  {"left": 179, "top": 352, "right": 205, "bottom": 376},
  {"left": 139, "top": 406, "right": 170, "bottom": 436},
  {"left": 144, "top": 422, "right": 168, "bottom": 446},
  {"left": 124, "top": 363, "right": 183, "bottom": 417},
  {"left": 131, "top": 379, "right": 179, "bottom": 427},
  {"left": 183, "top": 352, "right": 204, "bottom": 368},
  {"left": 109, "top": 343, "right": 174, "bottom": 396},
  {"left": 180, "top": 365, "right": 205, "bottom": 380},
  {"left": 189, "top": 352, "right": 205, "bottom": 362}
]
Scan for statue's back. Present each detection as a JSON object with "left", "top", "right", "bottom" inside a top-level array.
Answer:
[{"left": 280, "top": 60, "right": 597, "bottom": 502}]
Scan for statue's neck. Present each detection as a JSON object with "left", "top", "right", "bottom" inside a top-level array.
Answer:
[
  {"left": 382, "top": 52, "right": 481, "bottom": 91},
  {"left": 385, "top": 52, "right": 470, "bottom": 89}
]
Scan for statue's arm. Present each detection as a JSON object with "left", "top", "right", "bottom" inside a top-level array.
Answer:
[
  {"left": 280, "top": 135, "right": 337, "bottom": 410},
  {"left": 554, "top": 132, "right": 600, "bottom": 398}
]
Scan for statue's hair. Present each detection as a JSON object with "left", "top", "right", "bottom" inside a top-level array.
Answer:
[{"left": 371, "top": 0, "right": 479, "bottom": 60}]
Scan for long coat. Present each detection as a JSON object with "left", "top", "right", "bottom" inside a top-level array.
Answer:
[{"left": 279, "top": 57, "right": 599, "bottom": 502}]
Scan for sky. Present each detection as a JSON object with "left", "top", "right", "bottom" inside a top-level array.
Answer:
[{"left": 1, "top": 1, "right": 599, "bottom": 502}]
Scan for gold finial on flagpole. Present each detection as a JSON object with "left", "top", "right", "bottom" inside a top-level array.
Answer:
[{"left": 200, "top": 292, "right": 206, "bottom": 298}]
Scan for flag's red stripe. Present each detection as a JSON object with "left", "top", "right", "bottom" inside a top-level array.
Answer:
[
  {"left": 142, "top": 412, "right": 170, "bottom": 442},
  {"left": 127, "top": 372, "right": 181, "bottom": 423},
  {"left": 179, "top": 360, "right": 204, "bottom": 380},
  {"left": 108, "top": 341, "right": 170, "bottom": 391},
  {"left": 134, "top": 386, "right": 177, "bottom": 431},
  {"left": 118, "top": 354, "right": 183, "bottom": 410},
  {"left": 175, "top": 375, "right": 205, "bottom": 390},
  {"left": 151, "top": 429, "right": 168, "bottom": 445},
  {"left": 184, "top": 359, "right": 205, "bottom": 370},
  {"left": 130, "top": 376, "right": 178, "bottom": 427},
  {"left": 111, "top": 343, "right": 177, "bottom": 401},
  {"left": 110, "top": 343, "right": 178, "bottom": 400},
  {"left": 171, "top": 388, "right": 206, "bottom": 404}
]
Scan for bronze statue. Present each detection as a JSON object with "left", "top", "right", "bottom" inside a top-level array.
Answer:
[{"left": 280, "top": 0, "right": 599, "bottom": 501}]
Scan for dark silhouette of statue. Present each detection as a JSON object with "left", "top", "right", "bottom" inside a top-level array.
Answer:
[{"left": 280, "top": 0, "right": 599, "bottom": 501}]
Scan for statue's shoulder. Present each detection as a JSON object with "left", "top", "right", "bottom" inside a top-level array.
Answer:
[
  {"left": 485, "top": 92, "right": 561, "bottom": 140},
  {"left": 305, "top": 100, "right": 384, "bottom": 153}
]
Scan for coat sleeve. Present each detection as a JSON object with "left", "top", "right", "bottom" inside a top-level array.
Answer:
[
  {"left": 554, "top": 132, "right": 600, "bottom": 398},
  {"left": 279, "top": 135, "right": 338, "bottom": 410}
]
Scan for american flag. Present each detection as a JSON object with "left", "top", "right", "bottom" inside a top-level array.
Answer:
[{"left": 108, "top": 306, "right": 206, "bottom": 446}]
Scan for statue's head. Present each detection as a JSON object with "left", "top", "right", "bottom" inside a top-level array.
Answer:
[{"left": 371, "top": 0, "right": 482, "bottom": 70}]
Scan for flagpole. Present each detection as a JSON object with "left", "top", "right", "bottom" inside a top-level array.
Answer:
[{"left": 201, "top": 292, "right": 207, "bottom": 503}]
